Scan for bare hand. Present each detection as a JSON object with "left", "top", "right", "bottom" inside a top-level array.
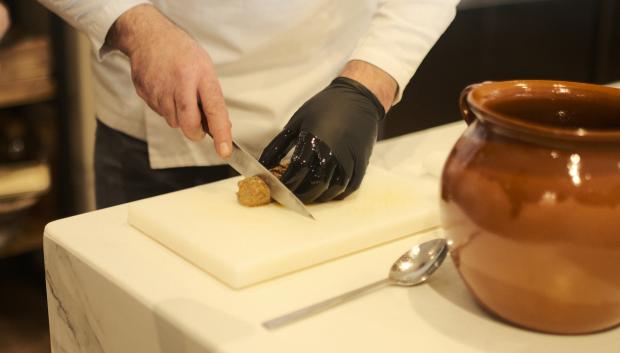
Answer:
[{"left": 107, "top": 4, "right": 232, "bottom": 157}]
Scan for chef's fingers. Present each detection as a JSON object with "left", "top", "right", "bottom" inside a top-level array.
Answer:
[
  {"left": 175, "top": 86, "right": 204, "bottom": 140},
  {"left": 132, "top": 71, "right": 163, "bottom": 122},
  {"left": 336, "top": 163, "right": 365, "bottom": 200},
  {"left": 259, "top": 128, "right": 298, "bottom": 169},
  {"left": 316, "top": 163, "right": 349, "bottom": 202},
  {"left": 295, "top": 144, "right": 337, "bottom": 203},
  {"left": 198, "top": 76, "right": 232, "bottom": 158},
  {"left": 280, "top": 132, "right": 316, "bottom": 193},
  {"left": 157, "top": 93, "right": 179, "bottom": 129}
]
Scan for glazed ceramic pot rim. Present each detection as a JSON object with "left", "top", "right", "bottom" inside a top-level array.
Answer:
[{"left": 466, "top": 80, "right": 620, "bottom": 141}]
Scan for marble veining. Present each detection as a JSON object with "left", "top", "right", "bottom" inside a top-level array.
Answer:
[{"left": 45, "top": 241, "right": 105, "bottom": 353}]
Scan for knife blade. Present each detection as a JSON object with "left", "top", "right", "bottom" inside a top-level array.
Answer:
[
  {"left": 226, "top": 140, "right": 315, "bottom": 219},
  {"left": 200, "top": 114, "right": 314, "bottom": 219}
]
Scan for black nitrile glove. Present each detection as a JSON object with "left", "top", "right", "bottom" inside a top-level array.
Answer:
[{"left": 259, "top": 77, "right": 385, "bottom": 203}]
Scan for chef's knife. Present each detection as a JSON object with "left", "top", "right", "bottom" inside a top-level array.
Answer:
[{"left": 200, "top": 117, "right": 314, "bottom": 219}]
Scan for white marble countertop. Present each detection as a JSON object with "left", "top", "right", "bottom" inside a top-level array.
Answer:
[{"left": 44, "top": 122, "right": 620, "bottom": 353}]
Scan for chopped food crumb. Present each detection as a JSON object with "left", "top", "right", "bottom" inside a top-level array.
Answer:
[{"left": 269, "top": 161, "right": 289, "bottom": 179}]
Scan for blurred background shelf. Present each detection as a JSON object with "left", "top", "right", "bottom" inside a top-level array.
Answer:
[
  {"left": 0, "top": 2, "right": 64, "bottom": 352},
  {"left": 0, "top": 212, "right": 48, "bottom": 258},
  {"left": 0, "top": 35, "right": 55, "bottom": 108},
  {"left": 0, "top": 78, "right": 55, "bottom": 109},
  {"left": 0, "top": 162, "right": 51, "bottom": 258},
  {"left": 0, "top": 0, "right": 72, "bottom": 261}
]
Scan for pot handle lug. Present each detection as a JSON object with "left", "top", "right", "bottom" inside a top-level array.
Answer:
[{"left": 459, "top": 84, "right": 480, "bottom": 125}]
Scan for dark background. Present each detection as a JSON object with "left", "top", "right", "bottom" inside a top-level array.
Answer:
[{"left": 385, "top": 0, "right": 620, "bottom": 138}]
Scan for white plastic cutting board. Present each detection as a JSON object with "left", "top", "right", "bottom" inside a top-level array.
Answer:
[{"left": 127, "top": 166, "right": 439, "bottom": 288}]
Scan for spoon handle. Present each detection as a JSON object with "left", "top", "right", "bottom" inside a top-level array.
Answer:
[{"left": 263, "top": 278, "right": 391, "bottom": 330}]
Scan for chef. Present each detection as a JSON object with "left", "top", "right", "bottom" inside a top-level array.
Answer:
[{"left": 39, "top": 0, "right": 459, "bottom": 208}]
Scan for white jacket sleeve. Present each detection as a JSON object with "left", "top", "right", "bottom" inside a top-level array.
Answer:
[
  {"left": 350, "top": 0, "right": 459, "bottom": 103},
  {"left": 38, "top": 0, "right": 151, "bottom": 59}
]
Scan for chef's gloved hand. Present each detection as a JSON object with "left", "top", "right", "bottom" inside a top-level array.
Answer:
[{"left": 259, "top": 77, "right": 385, "bottom": 203}]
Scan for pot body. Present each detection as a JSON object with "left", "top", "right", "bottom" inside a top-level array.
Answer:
[{"left": 440, "top": 81, "right": 620, "bottom": 334}]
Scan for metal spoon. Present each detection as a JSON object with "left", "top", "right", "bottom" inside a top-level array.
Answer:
[{"left": 263, "top": 237, "right": 448, "bottom": 330}]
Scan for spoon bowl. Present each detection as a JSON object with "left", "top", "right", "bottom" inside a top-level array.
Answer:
[{"left": 389, "top": 238, "right": 448, "bottom": 286}]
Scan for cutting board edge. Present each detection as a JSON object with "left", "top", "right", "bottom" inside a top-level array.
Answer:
[
  {"left": 128, "top": 205, "right": 441, "bottom": 289},
  {"left": 224, "top": 208, "right": 441, "bottom": 289}
]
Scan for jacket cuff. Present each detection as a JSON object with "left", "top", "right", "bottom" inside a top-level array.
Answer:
[{"left": 90, "top": 1, "right": 151, "bottom": 61}]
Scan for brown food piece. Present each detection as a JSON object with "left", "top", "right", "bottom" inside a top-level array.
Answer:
[
  {"left": 236, "top": 162, "right": 289, "bottom": 207},
  {"left": 237, "top": 176, "right": 271, "bottom": 207}
]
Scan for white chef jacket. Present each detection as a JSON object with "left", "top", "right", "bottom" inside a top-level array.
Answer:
[{"left": 40, "top": 0, "right": 458, "bottom": 168}]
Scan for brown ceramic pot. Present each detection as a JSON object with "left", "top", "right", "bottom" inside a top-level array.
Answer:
[{"left": 440, "top": 80, "right": 620, "bottom": 334}]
